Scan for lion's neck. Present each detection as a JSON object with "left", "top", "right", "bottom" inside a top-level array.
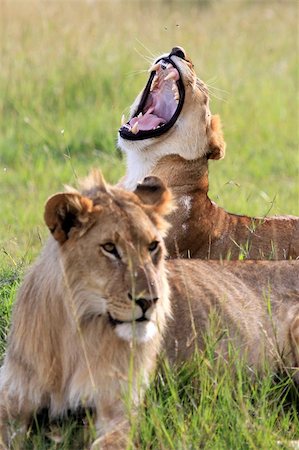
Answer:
[
  {"left": 152, "top": 154, "right": 210, "bottom": 197},
  {"left": 120, "top": 149, "right": 157, "bottom": 191},
  {"left": 121, "top": 152, "right": 210, "bottom": 193},
  {"left": 119, "top": 132, "right": 209, "bottom": 191},
  {"left": 151, "top": 154, "right": 222, "bottom": 258}
]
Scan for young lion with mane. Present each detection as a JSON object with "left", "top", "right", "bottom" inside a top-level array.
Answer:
[{"left": 0, "top": 171, "right": 299, "bottom": 449}]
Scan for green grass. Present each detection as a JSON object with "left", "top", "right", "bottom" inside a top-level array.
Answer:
[
  {"left": 0, "top": 0, "right": 298, "bottom": 448},
  {"left": 136, "top": 358, "right": 299, "bottom": 450}
]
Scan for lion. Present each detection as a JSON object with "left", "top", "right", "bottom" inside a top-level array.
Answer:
[
  {"left": 0, "top": 172, "right": 299, "bottom": 449},
  {"left": 118, "top": 46, "right": 299, "bottom": 260},
  {"left": 0, "top": 173, "right": 172, "bottom": 450}
]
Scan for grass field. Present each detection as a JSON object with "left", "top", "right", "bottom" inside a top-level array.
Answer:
[{"left": 0, "top": 0, "right": 298, "bottom": 448}]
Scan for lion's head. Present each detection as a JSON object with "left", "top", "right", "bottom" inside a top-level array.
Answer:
[
  {"left": 44, "top": 172, "right": 173, "bottom": 344},
  {"left": 118, "top": 46, "right": 226, "bottom": 190}
]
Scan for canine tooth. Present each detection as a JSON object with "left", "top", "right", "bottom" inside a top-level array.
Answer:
[
  {"left": 172, "top": 83, "right": 179, "bottom": 99},
  {"left": 121, "top": 114, "right": 126, "bottom": 126},
  {"left": 148, "top": 63, "right": 160, "bottom": 73},
  {"left": 150, "top": 75, "right": 158, "bottom": 91},
  {"left": 164, "top": 71, "right": 177, "bottom": 81},
  {"left": 131, "top": 122, "right": 139, "bottom": 134},
  {"left": 138, "top": 112, "right": 143, "bottom": 118}
]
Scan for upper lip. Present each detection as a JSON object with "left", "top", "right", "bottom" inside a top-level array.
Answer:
[
  {"left": 108, "top": 312, "right": 149, "bottom": 327},
  {"left": 119, "top": 55, "right": 185, "bottom": 141}
]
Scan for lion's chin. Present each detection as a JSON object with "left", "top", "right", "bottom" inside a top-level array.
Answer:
[{"left": 115, "top": 321, "right": 157, "bottom": 343}]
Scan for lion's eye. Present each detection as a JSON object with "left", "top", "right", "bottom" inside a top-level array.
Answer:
[
  {"left": 101, "top": 243, "right": 120, "bottom": 259},
  {"left": 148, "top": 241, "right": 159, "bottom": 253}
]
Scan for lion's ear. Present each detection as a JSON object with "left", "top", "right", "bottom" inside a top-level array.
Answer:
[
  {"left": 44, "top": 192, "right": 94, "bottom": 244},
  {"left": 207, "top": 115, "right": 226, "bottom": 160},
  {"left": 134, "top": 176, "right": 173, "bottom": 216}
]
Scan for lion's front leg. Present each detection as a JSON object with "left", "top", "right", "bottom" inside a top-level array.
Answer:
[
  {"left": 290, "top": 314, "right": 299, "bottom": 383},
  {"left": 90, "top": 398, "right": 132, "bottom": 450},
  {"left": 0, "top": 405, "right": 9, "bottom": 450},
  {"left": 90, "top": 426, "right": 130, "bottom": 450},
  {"left": 0, "top": 391, "right": 32, "bottom": 450}
]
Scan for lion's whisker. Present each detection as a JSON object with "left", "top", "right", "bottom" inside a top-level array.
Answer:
[
  {"left": 124, "top": 69, "right": 149, "bottom": 79},
  {"left": 133, "top": 47, "right": 154, "bottom": 65},
  {"left": 134, "top": 38, "right": 157, "bottom": 59}
]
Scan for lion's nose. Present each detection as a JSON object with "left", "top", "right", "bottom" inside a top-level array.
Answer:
[
  {"left": 169, "top": 46, "right": 186, "bottom": 60},
  {"left": 128, "top": 293, "right": 159, "bottom": 314}
]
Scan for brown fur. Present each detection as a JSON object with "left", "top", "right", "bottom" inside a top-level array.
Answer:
[
  {"left": 0, "top": 172, "right": 298, "bottom": 449},
  {"left": 153, "top": 154, "right": 299, "bottom": 259},
  {"left": 165, "top": 259, "right": 299, "bottom": 373},
  {"left": 118, "top": 49, "right": 299, "bottom": 260}
]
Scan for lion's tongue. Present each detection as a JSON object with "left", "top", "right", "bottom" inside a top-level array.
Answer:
[{"left": 129, "top": 107, "right": 166, "bottom": 131}]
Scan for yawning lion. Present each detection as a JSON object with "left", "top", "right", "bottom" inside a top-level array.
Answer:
[{"left": 118, "top": 46, "right": 299, "bottom": 259}]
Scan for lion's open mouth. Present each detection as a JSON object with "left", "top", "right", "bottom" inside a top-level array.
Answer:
[{"left": 119, "top": 55, "right": 185, "bottom": 141}]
